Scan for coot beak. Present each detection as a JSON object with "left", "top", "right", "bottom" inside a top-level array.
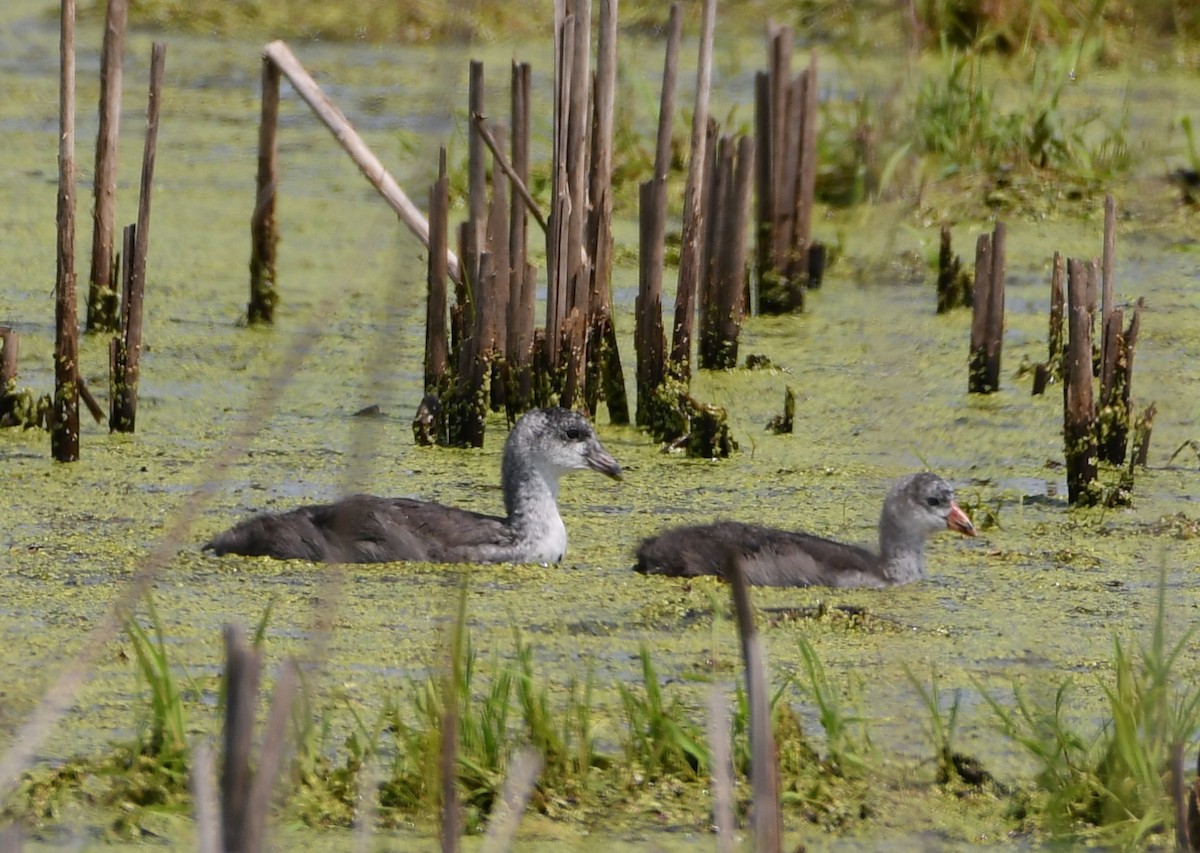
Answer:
[
  {"left": 586, "top": 443, "right": 623, "bottom": 481},
  {"left": 946, "top": 502, "right": 976, "bottom": 537}
]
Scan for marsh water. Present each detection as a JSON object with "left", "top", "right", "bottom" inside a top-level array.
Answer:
[{"left": 3, "top": 0, "right": 1200, "bottom": 848}]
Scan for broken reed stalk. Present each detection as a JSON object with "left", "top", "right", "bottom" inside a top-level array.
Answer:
[
  {"left": 1033, "top": 252, "right": 1066, "bottom": 395},
  {"left": 52, "top": 0, "right": 80, "bottom": 463},
  {"left": 86, "top": 0, "right": 127, "bottom": 333},
  {"left": 936, "top": 225, "right": 956, "bottom": 314},
  {"left": 111, "top": 42, "right": 166, "bottom": 434},
  {"left": 669, "top": 0, "right": 717, "bottom": 378},
  {"left": 634, "top": 4, "right": 681, "bottom": 425},
  {"left": 705, "top": 135, "right": 754, "bottom": 369},
  {"left": 584, "top": 0, "right": 629, "bottom": 423},
  {"left": 635, "top": 182, "right": 666, "bottom": 427},
  {"left": 248, "top": 55, "right": 280, "bottom": 325},
  {"left": 486, "top": 133, "right": 511, "bottom": 410},
  {"left": 467, "top": 61, "right": 488, "bottom": 313},
  {"left": 1100, "top": 298, "right": 1143, "bottom": 465},
  {"left": 425, "top": 150, "right": 450, "bottom": 396},
  {"left": 110, "top": 223, "right": 135, "bottom": 429},
  {"left": 706, "top": 686, "right": 737, "bottom": 853},
  {"left": 726, "top": 551, "right": 783, "bottom": 853},
  {"left": 219, "top": 624, "right": 298, "bottom": 853},
  {"left": 1049, "top": 250, "right": 1065, "bottom": 365},
  {"left": 0, "top": 328, "right": 18, "bottom": 425},
  {"left": 190, "top": 740, "right": 220, "bottom": 853},
  {"left": 507, "top": 62, "right": 536, "bottom": 414},
  {"left": 221, "top": 625, "right": 261, "bottom": 853},
  {"left": 546, "top": 8, "right": 572, "bottom": 366},
  {"left": 1098, "top": 307, "right": 1125, "bottom": 459},
  {"left": 1101, "top": 193, "right": 1116, "bottom": 360},
  {"left": 260, "top": 41, "right": 462, "bottom": 286},
  {"left": 754, "top": 28, "right": 820, "bottom": 314},
  {"left": 472, "top": 114, "right": 548, "bottom": 235},
  {"left": 935, "top": 224, "right": 971, "bottom": 313},
  {"left": 968, "top": 223, "right": 1005, "bottom": 393},
  {"left": 1064, "top": 258, "right": 1099, "bottom": 505},
  {"left": 789, "top": 50, "right": 819, "bottom": 286},
  {"left": 480, "top": 750, "right": 543, "bottom": 853},
  {"left": 1132, "top": 402, "right": 1156, "bottom": 467},
  {"left": 441, "top": 584, "right": 469, "bottom": 853}
]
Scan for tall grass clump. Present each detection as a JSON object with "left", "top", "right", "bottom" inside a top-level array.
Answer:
[
  {"left": 794, "top": 637, "right": 871, "bottom": 778},
  {"left": 983, "top": 565, "right": 1200, "bottom": 847},
  {"left": 619, "top": 645, "right": 709, "bottom": 782}
]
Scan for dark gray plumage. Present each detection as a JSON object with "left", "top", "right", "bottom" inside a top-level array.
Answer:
[
  {"left": 204, "top": 407, "right": 622, "bottom": 564},
  {"left": 635, "top": 472, "right": 975, "bottom": 587}
]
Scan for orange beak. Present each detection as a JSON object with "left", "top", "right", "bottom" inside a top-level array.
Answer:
[{"left": 947, "top": 502, "right": 976, "bottom": 537}]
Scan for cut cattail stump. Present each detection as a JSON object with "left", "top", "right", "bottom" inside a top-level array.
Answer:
[
  {"left": 936, "top": 224, "right": 972, "bottom": 313},
  {"left": 1099, "top": 296, "right": 1142, "bottom": 466},
  {"left": 1063, "top": 258, "right": 1100, "bottom": 506},
  {"left": 668, "top": 0, "right": 716, "bottom": 381},
  {"left": 52, "top": 0, "right": 80, "bottom": 462},
  {"left": 1033, "top": 252, "right": 1065, "bottom": 396},
  {"left": 248, "top": 54, "right": 280, "bottom": 325},
  {"left": 767, "top": 385, "right": 795, "bottom": 434},
  {"left": 110, "top": 43, "right": 166, "bottom": 434},
  {"left": 634, "top": 4, "right": 680, "bottom": 426},
  {"left": 968, "top": 222, "right": 1006, "bottom": 394},
  {"left": 505, "top": 62, "right": 537, "bottom": 417},
  {"left": 754, "top": 26, "right": 821, "bottom": 316},
  {"left": 698, "top": 134, "right": 755, "bottom": 369},
  {"left": 218, "top": 624, "right": 298, "bottom": 853},
  {"left": 85, "top": 0, "right": 127, "bottom": 334},
  {"left": 1132, "top": 403, "right": 1155, "bottom": 468},
  {"left": 0, "top": 327, "right": 19, "bottom": 427}
]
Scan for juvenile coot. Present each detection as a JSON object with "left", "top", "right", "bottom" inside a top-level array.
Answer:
[
  {"left": 205, "top": 407, "right": 622, "bottom": 564},
  {"left": 635, "top": 472, "right": 975, "bottom": 587}
]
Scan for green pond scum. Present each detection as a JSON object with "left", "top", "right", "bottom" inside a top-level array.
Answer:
[{"left": 3, "top": 0, "right": 1200, "bottom": 849}]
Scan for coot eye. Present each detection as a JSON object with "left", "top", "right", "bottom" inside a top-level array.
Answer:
[
  {"left": 926, "top": 495, "right": 943, "bottom": 507},
  {"left": 565, "top": 427, "right": 586, "bottom": 441}
]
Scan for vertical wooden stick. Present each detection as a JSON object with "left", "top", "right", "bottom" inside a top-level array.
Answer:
[
  {"left": 467, "top": 60, "right": 487, "bottom": 307},
  {"left": 189, "top": 741, "right": 221, "bottom": 853},
  {"left": 1064, "top": 258, "right": 1098, "bottom": 505},
  {"left": 726, "top": 552, "right": 782, "bottom": 853},
  {"left": 0, "top": 327, "right": 18, "bottom": 426},
  {"left": 1101, "top": 193, "right": 1116, "bottom": 361},
  {"left": 241, "top": 663, "right": 298, "bottom": 853},
  {"left": 792, "top": 51, "right": 819, "bottom": 282},
  {"left": 221, "top": 625, "right": 261, "bottom": 853},
  {"left": 52, "top": 0, "right": 80, "bottom": 463},
  {"left": 669, "top": 0, "right": 717, "bottom": 376},
  {"left": 967, "top": 233, "right": 992, "bottom": 394},
  {"left": 249, "top": 56, "right": 280, "bottom": 325},
  {"left": 1049, "top": 250, "right": 1065, "bottom": 371},
  {"left": 712, "top": 136, "right": 754, "bottom": 369},
  {"left": 507, "top": 64, "right": 535, "bottom": 412},
  {"left": 983, "top": 221, "right": 1007, "bottom": 392},
  {"left": 86, "top": 0, "right": 127, "bottom": 333},
  {"left": 753, "top": 71, "right": 771, "bottom": 309},
  {"left": 425, "top": 151, "right": 450, "bottom": 393},
  {"left": 706, "top": 686, "right": 737, "bottom": 853},
  {"left": 111, "top": 42, "right": 166, "bottom": 434}
]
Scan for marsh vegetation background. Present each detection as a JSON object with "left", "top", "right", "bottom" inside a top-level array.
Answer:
[{"left": 3, "top": 0, "right": 1200, "bottom": 848}]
